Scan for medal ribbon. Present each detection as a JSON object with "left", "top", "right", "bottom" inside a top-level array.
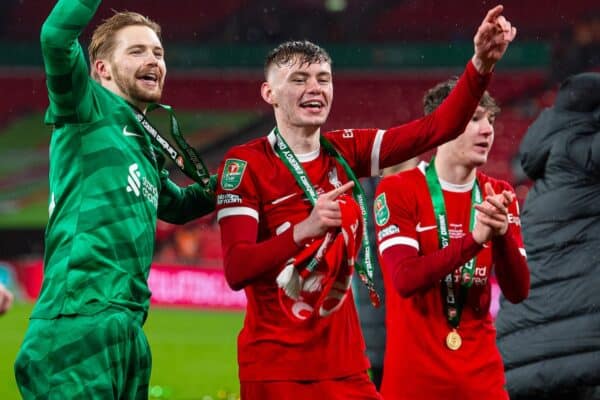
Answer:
[
  {"left": 130, "top": 103, "right": 213, "bottom": 188},
  {"left": 425, "top": 156, "right": 481, "bottom": 328},
  {"left": 273, "top": 127, "right": 380, "bottom": 307}
]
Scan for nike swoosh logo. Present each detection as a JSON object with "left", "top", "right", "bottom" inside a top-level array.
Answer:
[
  {"left": 271, "top": 192, "right": 299, "bottom": 205},
  {"left": 123, "top": 125, "right": 143, "bottom": 138},
  {"left": 415, "top": 222, "right": 437, "bottom": 233}
]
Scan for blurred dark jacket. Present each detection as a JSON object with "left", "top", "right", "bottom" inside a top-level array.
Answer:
[{"left": 496, "top": 72, "right": 600, "bottom": 398}]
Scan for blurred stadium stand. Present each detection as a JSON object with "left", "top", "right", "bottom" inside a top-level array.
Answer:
[{"left": 1, "top": 0, "right": 599, "bottom": 268}]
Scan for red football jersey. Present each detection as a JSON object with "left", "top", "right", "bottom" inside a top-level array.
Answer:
[
  {"left": 375, "top": 162, "right": 526, "bottom": 400},
  {"left": 216, "top": 128, "right": 381, "bottom": 381}
]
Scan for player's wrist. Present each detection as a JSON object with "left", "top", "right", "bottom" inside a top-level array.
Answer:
[
  {"left": 471, "top": 55, "right": 494, "bottom": 75},
  {"left": 292, "top": 221, "right": 314, "bottom": 247},
  {"left": 471, "top": 230, "right": 488, "bottom": 246}
]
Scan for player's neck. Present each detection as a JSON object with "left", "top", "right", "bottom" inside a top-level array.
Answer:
[
  {"left": 434, "top": 154, "right": 476, "bottom": 185},
  {"left": 101, "top": 80, "right": 148, "bottom": 113},
  {"left": 277, "top": 123, "right": 321, "bottom": 154}
]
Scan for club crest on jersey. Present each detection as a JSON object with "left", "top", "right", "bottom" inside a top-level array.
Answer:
[
  {"left": 374, "top": 192, "right": 390, "bottom": 226},
  {"left": 221, "top": 159, "right": 247, "bottom": 190}
]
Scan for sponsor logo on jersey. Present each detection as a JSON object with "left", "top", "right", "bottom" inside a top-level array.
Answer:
[
  {"left": 328, "top": 167, "right": 342, "bottom": 188},
  {"left": 378, "top": 224, "right": 399, "bottom": 241},
  {"left": 126, "top": 163, "right": 158, "bottom": 208},
  {"left": 508, "top": 212, "right": 521, "bottom": 226},
  {"left": 221, "top": 159, "right": 247, "bottom": 190},
  {"left": 217, "top": 193, "right": 242, "bottom": 205},
  {"left": 126, "top": 164, "right": 142, "bottom": 196},
  {"left": 271, "top": 192, "right": 299, "bottom": 205},
  {"left": 342, "top": 129, "right": 354, "bottom": 138},
  {"left": 415, "top": 222, "right": 437, "bottom": 233},
  {"left": 122, "top": 125, "right": 143, "bottom": 138},
  {"left": 374, "top": 192, "right": 390, "bottom": 226}
]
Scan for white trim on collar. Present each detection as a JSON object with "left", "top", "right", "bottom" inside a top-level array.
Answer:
[
  {"left": 267, "top": 128, "right": 321, "bottom": 162},
  {"left": 417, "top": 160, "right": 475, "bottom": 192}
]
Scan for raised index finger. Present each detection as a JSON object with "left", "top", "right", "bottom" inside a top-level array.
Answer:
[
  {"left": 483, "top": 4, "right": 504, "bottom": 24},
  {"left": 322, "top": 181, "right": 355, "bottom": 199}
]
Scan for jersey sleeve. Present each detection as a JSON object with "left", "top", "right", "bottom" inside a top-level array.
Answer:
[
  {"left": 156, "top": 169, "right": 216, "bottom": 225},
  {"left": 490, "top": 179, "right": 530, "bottom": 303},
  {"left": 325, "top": 128, "right": 385, "bottom": 178},
  {"left": 215, "top": 147, "right": 301, "bottom": 290},
  {"left": 378, "top": 62, "right": 491, "bottom": 171},
  {"left": 215, "top": 148, "right": 260, "bottom": 223},
  {"left": 41, "top": 0, "right": 100, "bottom": 124},
  {"left": 498, "top": 180, "right": 526, "bottom": 257},
  {"left": 324, "top": 61, "right": 491, "bottom": 178},
  {"left": 374, "top": 174, "right": 420, "bottom": 254}
]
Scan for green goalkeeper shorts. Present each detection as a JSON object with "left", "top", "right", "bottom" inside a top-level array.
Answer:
[{"left": 14, "top": 307, "right": 151, "bottom": 400}]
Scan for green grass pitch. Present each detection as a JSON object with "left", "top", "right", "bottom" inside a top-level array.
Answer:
[{"left": 0, "top": 303, "right": 244, "bottom": 399}]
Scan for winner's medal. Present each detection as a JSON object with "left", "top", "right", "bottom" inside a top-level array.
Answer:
[{"left": 446, "top": 329, "right": 462, "bottom": 351}]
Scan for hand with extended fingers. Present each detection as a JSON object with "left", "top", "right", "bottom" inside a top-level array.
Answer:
[
  {"left": 472, "top": 5, "right": 517, "bottom": 74},
  {"left": 293, "top": 181, "right": 355, "bottom": 245},
  {"left": 472, "top": 182, "right": 515, "bottom": 244}
]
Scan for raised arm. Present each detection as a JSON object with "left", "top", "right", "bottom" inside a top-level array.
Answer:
[
  {"left": 377, "top": 5, "right": 516, "bottom": 171},
  {"left": 41, "top": 0, "right": 101, "bottom": 123}
]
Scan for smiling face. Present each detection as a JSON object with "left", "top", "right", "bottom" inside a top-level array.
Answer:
[
  {"left": 438, "top": 105, "right": 496, "bottom": 168},
  {"left": 95, "top": 25, "right": 166, "bottom": 109},
  {"left": 262, "top": 56, "right": 333, "bottom": 131}
]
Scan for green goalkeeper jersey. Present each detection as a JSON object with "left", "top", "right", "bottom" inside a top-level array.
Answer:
[{"left": 32, "top": 0, "right": 214, "bottom": 321}]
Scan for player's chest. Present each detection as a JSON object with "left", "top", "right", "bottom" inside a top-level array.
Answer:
[
  {"left": 418, "top": 190, "right": 493, "bottom": 284},
  {"left": 259, "top": 155, "right": 349, "bottom": 232}
]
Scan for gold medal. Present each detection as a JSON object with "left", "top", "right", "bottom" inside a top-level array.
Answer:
[{"left": 446, "top": 329, "right": 462, "bottom": 350}]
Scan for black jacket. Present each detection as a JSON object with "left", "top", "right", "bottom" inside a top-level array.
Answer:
[{"left": 496, "top": 73, "right": 600, "bottom": 396}]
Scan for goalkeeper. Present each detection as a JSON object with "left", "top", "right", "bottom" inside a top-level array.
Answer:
[{"left": 14, "top": 1, "right": 215, "bottom": 399}]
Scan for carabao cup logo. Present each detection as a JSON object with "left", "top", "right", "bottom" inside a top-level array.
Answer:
[
  {"left": 374, "top": 192, "right": 390, "bottom": 226},
  {"left": 221, "top": 159, "right": 247, "bottom": 190}
]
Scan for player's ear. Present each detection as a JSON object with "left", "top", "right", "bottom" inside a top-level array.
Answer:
[
  {"left": 94, "top": 59, "right": 111, "bottom": 81},
  {"left": 261, "top": 82, "right": 277, "bottom": 106}
]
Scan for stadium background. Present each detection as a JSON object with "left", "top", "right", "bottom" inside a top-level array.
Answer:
[{"left": 0, "top": 1, "right": 598, "bottom": 398}]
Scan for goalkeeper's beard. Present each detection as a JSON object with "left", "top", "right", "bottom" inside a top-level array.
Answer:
[{"left": 113, "top": 66, "right": 163, "bottom": 105}]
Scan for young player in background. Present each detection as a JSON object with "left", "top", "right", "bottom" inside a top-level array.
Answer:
[
  {"left": 14, "top": 1, "right": 215, "bottom": 398},
  {"left": 374, "top": 78, "right": 529, "bottom": 400},
  {"left": 216, "top": 5, "right": 517, "bottom": 398}
]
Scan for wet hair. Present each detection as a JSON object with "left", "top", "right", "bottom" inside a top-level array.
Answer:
[
  {"left": 423, "top": 77, "right": 500, "bottom": 117},
  {"left": 264, "top": 40, "right": 332, "bottom": 78},
  {"left": 88, "top": 11, "right": 161, "bottom": 80}
]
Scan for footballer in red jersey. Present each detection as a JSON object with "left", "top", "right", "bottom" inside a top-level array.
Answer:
[
  {"left": 216, "top": 6, "right": 517, "bottom": 398},
  {"left": 375, "top": 78, "right": 529, "bottom": 400}
]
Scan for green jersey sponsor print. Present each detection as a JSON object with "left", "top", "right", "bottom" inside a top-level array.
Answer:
[{"left": 221, "top": 159, "right": 247, "bottom": 190}]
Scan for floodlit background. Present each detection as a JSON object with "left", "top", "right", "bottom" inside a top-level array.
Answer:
[{"left": 0, "top": 1, "right": 599, "bottom": 399}]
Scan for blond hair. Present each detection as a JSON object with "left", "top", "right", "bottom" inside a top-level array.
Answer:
[{"left": 88, "top": 11, "right": 161, "bottom": 80}]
